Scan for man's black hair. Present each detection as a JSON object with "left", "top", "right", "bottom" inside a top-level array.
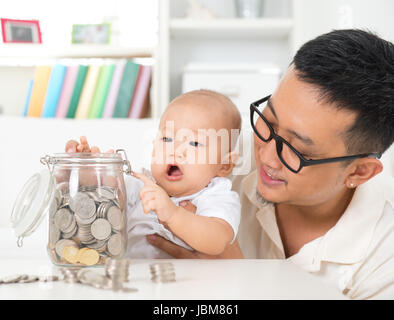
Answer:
[{"left": 292, "top": 29, "right": 394, "bottom": 155}]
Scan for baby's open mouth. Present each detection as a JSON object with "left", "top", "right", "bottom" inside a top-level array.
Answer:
[{"left": 166, "top": 164, "right": 183, "bottom": 181}]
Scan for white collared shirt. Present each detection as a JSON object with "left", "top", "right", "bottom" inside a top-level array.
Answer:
[{"left": 232, "top": 165, "right": 394, "bottom": 299}]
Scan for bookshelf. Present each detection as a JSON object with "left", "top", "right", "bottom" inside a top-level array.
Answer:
[{"left": 156, "top": 0, "right": 297, "bottom": 117}]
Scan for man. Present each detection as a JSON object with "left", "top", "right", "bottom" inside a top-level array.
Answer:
[{"left": 147, "top": 29, "right": 394, "bottom": 299}]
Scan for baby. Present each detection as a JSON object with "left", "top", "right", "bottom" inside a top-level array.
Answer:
[{"left": 66, "top": 89, "right": 242, "bottom": 258}]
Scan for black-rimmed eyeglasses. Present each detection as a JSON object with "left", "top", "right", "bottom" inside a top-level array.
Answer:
[{"left": 250, "top": 95, "right": 382, "bottom": 173}]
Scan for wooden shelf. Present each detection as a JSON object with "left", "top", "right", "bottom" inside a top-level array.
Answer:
[{"left": 170, "top": 18, "right": 294, "bottom": 39}]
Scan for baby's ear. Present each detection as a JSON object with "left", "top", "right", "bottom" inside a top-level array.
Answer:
[{"left": 217, "top": 151, "right": 239, "bottom": 177}]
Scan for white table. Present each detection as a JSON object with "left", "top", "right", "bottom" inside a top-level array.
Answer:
[{"left": 0, "top": 227, "right": 345, "bottom": 300}]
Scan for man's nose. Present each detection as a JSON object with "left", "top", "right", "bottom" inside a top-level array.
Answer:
[{"left": 258, "top": 138, "right": 282, "bottom": 169}]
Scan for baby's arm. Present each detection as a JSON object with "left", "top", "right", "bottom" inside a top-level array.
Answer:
[
  {"left": 166, "top": 206, "right": 234, "bottom": 255},
  {"left": 135, "top": 172, "right": 234, "bottom": 255}
]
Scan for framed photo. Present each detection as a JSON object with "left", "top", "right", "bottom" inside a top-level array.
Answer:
[
  {"left": 72, "top": 24, "right": 111, "bottom": 44},
  {"left": 1, "top": 18, "right": 42, "bottom": 43}
]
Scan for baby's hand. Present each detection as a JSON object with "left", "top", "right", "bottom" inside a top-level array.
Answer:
[
  {"left": 134, "top": 172, "right": 177, "bottom": 223},
  {"left": 65, "top": 136, "right": 114, "bottom": 154}
]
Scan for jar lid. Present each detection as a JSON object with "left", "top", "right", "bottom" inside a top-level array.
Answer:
[
  {"left": 47, "top": 152, "right": 124, "bottom": 165},
  {"left": 10, "top": 169, "right": 55, "bottom": 247}
]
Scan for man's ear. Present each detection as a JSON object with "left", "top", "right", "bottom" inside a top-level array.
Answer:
[
  {"left": 217, "top": 151, "right": 240, "bottom": 177},
  {"left": 344, "top": 158, "right": 383, "bottom": 189}
]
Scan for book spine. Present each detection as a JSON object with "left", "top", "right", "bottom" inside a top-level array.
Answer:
[
  {"left": 129, "top": 65, "right": 152, "bottom": 118},
  {"left": 66, "top": 65, "right": 88, "bottom": 118},
  {"left": 55, "top": 65, "right": 79, "bottom": 118},
  {"left": 26, "top": 65, "right": 52, "bottom": 117},
  {"left": 41, "top": 64, "right": 67, "bottom": 118},
  {"left": 23, "top": 80, "right": 34, "bottom": 117},
  {"left": 88, "top": 64, "right": 115, "bottom": 118},
  {"left": 102, "top": 59, "right": 127, "bottom": 118},
  {"left": 113, "top": 60, "right": 140, "bottom": 118},
  {"left": 75, "top": 65, "right": 101, "bottom": 119}
]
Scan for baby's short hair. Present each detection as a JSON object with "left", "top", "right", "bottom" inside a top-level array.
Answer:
[{"left": 169, "top": 89, "right": 242, "bottom": 151}]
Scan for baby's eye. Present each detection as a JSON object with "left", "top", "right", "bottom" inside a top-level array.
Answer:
[
  {"left": 162, "top": 137, "right": 173, "bottom": 143},
  {"left": 189, "top": 141, "right": 202, "bottom": 147}
]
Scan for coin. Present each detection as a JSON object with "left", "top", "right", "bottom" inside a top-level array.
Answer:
[
  {"left": 54, "top": 208, "right": 74, "bottom": 232},
  {"left": 107, "top": 206, "right": 122, "bottom": 231},
  {"left": 1, "top": 274, "right": 24, "bottom": 284},
  {"left": 70, "top": 192, "right": 96, "bottom": 219},
  {"left": 55, "top": 239, "right": 78, "bottom": 257},
  {"left": 77, "top": 269, "right": 112, "bottom": 290},
  {"left": 62, "top": 245, "right": 80, "bottom": 264},
  {"left": 107, "top": 234, "right": 122, "bottom": 256},
  {"left": 91, "top": 218, "right": 112, "bottom": 240},
  {"left": 79, "top": 248, "right": 99, "bottom": 266},
  {"left": 18, "top": 275, "right": 39, "bottom": 283}
]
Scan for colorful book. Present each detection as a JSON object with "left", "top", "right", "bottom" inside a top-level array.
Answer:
[
  {"left": 41, "top": 64, "right": 67, "bottom": 118},
  {"left": 66, "top": 65, "right": 88, "bottom": 118},
  {"left": 112, "top": 60, "right": 140, "bottom": 118},
  {"left": 88, "top": 64, "right": 115, "bottom": 118},
  {"left": 23, "top": 80, "right": 34, "bottom": 117},
  {"left": 27, "top": 65, "right": 52, "bottom": 117},
  {"left": 129, "top": 65, "right": 152, "bottom": 118},
  {"left": 102, "top": 59, "right": 126, "bottom": 118},
  {"left": 75, "top": 65, "right": 101, "bottom": 119},
  {"left": 55, "top": 65, "right": 79, "bottom": 118}
]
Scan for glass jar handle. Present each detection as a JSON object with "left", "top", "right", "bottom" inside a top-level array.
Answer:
[
  {"left": 40, "top": 155, "right": 55, "bottom": 174},
  {"left": 116, "top": 149, "right": 133, "bottom": 175}
]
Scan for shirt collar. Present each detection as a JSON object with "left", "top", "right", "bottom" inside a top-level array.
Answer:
[
  {"left": 242, "top": 169, "right": 390, "bottom": 266},
  {"left": 319, "top": 173, "right": 389, "bottom": 264}
]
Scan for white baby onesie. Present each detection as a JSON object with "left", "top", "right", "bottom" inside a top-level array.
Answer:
[{"left": 124, "top": 171, "right": 241, "bottom": 259}]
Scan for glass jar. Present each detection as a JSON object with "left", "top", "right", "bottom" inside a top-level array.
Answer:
[{"left": 11, "top": 150, "right": 132, "bottom": 267}]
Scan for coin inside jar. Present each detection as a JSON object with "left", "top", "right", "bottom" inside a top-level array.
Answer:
[
  {"left": 70, "top": 192, "right": 96, "bottom": 219},
  {"left": 54, "top": 208, "right": 74, "bottom": 232},
  {"left": 107, "top": 206, "right": 122, "bottom": 231},
  {"left": 91, "top": 218, "right": 112, "bottom": 240}
]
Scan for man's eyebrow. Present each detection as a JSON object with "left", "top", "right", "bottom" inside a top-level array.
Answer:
[
  {"left": 267, "top": 98, "right": 278, "bottom": 120},
  {"left": 267, "top": 98, "right": 315, "bottom": 147}
]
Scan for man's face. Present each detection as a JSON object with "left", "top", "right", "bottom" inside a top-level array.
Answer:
[{"left": 254, "top": 67, "right": 357, "bottom": 206}]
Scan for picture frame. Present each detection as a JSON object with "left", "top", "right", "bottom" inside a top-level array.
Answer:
[
  {"left": 1, "top": 18, "right": 42, "bottom": 43},
  {"left": 71, "top": 23, "right": 111, "bottom": 44}
]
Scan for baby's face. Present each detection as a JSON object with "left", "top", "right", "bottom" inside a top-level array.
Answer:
[{"left": 150, "top": 101, "right": 234, "bottom": 197}]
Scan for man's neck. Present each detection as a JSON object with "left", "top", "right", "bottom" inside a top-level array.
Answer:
[{"left": 275, "top": 187, "right": 356, "bottom": 257}]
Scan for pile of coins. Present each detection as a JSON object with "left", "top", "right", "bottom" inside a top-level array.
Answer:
[
  {"left": 59, "top": 258, "right": 136, "bottom": 292},
  {"left": 0, "top": 274, "right": 60, "bottom": 284},
  {"left": 49, "top": 185, "right": 126, "bottom": 266},
  {"left": 150, "top": 262, "right": 176, "bottom": 283}
]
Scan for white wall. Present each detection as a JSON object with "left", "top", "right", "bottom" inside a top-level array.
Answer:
[{"left": 292, "top": 0, "right": 394, "bottom": 51}]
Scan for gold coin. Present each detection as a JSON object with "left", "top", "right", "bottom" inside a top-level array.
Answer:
[
  {"left": 79, "top": 249, "right": 99, "bottom": 266},
  {"left": 76, "top": 247, "right": 89, "bottom": 262},
  {"left": 62, "top": 245, "right": 80, "bottom": 264}
]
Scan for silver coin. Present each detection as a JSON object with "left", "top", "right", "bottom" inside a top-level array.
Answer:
[
  {"left": 62, "top": 224, "right": 78, "bottom": 239},
  {"left": 77, "top": 269, "right": 112, "bottom": 290},
  {"left": 49, "top": 221, "right": 61, "bottom": 244},
  {"left": 39, "top": 275, "right": 60, "bottom": 282},
  {"left": 70, "top": 192, "right": 96, "bottom": 219},
  {"left": 1, "top": 274, "right": 24, "bottom": 284},
  {"left": 61, "top": 216, "right": 76, "bottom": 234},
  {"left": 75, "top": 211, "right": 97, "bottom": 225},
  {"left": 54, "top": 208, "right": 74, "bottom": 232},
  {"left": 91, "top": 218, "right": 112, "bottom": 240},
  {"left": 97, "top": 187, "right": 116, "bottom": 200},
  {"left": 107, "top": 234, "right": 122, "bottom": 256},
  {"left": 18, "top": 275, "right": 40, "bottom": 283},
  {"left": 107, "top": 206, "right": 122, "bottom": 231}
]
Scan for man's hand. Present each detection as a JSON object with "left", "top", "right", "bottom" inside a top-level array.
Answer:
[
  {"left": 133, "top": 172, "right": 178, "bottom": 224},
  {"left": 146, "top": 201, "right": 244, "bottom": 259}
]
